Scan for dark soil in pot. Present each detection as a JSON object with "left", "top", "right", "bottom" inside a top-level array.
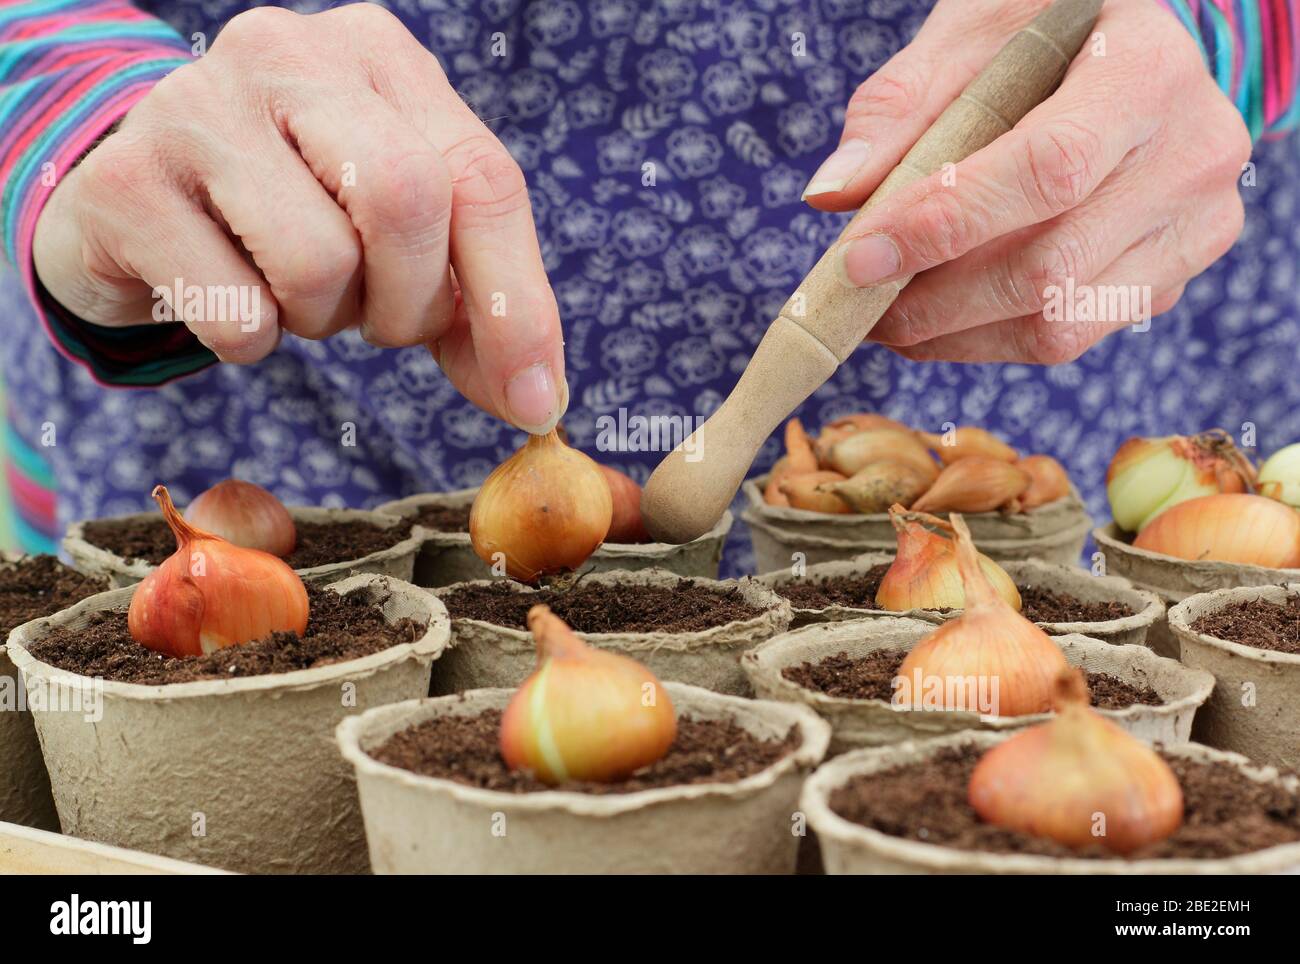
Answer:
[
  {"left": 772, "top": 569, "right": 1136, "bottom": 624},
  {"left": 79, "top": 517, "right": 408, "bottom": 569},
  {"left": 0, "top": 556, "right": 107, "bottom": 635},
  {"left": 28, "top": 587, "right": 428, "bottom": 684},
  {"left": 440, "top": 580, "right": 764, "bottom": 633},
  {"left": 1190, "top": 597, "right": 1300, "bottom": 655},
  {"left": 369, "top": 708, "right": 800, "bottom": 794},
  {"left": 781, "top": 649, "right": 1163, "bottom": 709},
  {"left": 411, "top": 503, "right": 471, "bottom": 534},
  {"left": 828, "top": 744, "right": 1300, "bottom": 861}
]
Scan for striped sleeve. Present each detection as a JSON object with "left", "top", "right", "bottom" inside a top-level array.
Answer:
[
  {"left": 0, "top": 0, "right": 217, "bottom": 386},
  {"left": 1159, "top": 0, "right": 1298, "bottom": 138}
]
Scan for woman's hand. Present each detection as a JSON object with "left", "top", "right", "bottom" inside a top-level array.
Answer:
[
  {"left": 33, "top": 3, "right": 566, "bottom": 433},
  {"left": 805, "top": 0, "right": 1252, "bottom": 365}
]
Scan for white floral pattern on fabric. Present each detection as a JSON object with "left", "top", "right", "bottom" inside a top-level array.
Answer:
[{"left": 1, "top": 0, "right": 1295, "bottom": 578}]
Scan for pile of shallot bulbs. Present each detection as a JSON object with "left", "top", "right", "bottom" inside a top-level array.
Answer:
[
  {"left": 762, "top": 415, "right": 1070, "bottom": 517},
  {"left": 1107, "top": 431, "right": 1300, "bottom": 567}
]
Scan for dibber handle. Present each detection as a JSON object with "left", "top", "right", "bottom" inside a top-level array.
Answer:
[{"left": 642, "top": 0, "right": 1104, "bottom": 545}]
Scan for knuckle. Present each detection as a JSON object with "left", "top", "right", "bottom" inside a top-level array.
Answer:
[
  {"left": 1020, "top": 121, "right": 1101, "bottom": 216},
  {"left": 214, "top": 6, "right": 301, "bottom": 51},
  {"left": 1207, "top": 196, "right": 1246, "bottom": 260},
  {"left": 1019, "top": 318, "right": 1090, "bottom": 366},
  {"left": 276, "top": 237, "right": 361, "bottom": 302},
  {"left": 902, "top": 188, "right": 970, "bottom": 265},
  {"left": 446, "top": 134, "right": 530, "bottom": 216},
  {"left": 846, "top": 60, "right": 926, "bottom": 125},
  {"left": 356, "top": 149, "right": 451, "bottom": 243},
  {"left": 1018, "top": 230, "right": 1091, "bottom": 309}
]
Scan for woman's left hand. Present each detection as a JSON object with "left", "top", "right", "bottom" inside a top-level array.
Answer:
[{"left": 804, "top": 0, "right": 1252, "bottom": 364}]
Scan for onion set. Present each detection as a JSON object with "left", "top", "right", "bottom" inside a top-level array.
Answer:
[
  {"left": 499, "top": 605, "right": 676, "bottom": 783},
  {"left": 598, "top": 465, "right": 651, "bottom": 544},
  {"left": 876, "top": 506, "right": 1021, "bottom": 612},
  {"left": 894, "top": 514, "right": 1066, "bottom": 716},
  {"left": 910, "top": 457, "right": 1029, "bottom": 514},
  {"left": 183, "top": 478, "right": 296, "bottom": 557},
  {"left": 128, "top": 485, "right": 309, "bottom": 657},
  {"left": 1106, "top": 431, "right": 1255, "bottom": 532},
  {"left": 969, "top": 669, "right": 1184, "bottom": 854},
  {"left": 919, "top": 427, "right": 1017, "bottom": 465},
  {"left": 1133, "top": 493, "right": 1300, "bottom": 568},
  {"left": 470, "top": 429, "right": 613, "bottom": 581}
]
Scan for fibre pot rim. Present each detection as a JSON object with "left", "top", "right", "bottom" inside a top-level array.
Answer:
[
  {"left": 1168, "top": 584, "right": 1300, "bottom": 666},
  {"left": 5, "top": 573, "right": 450, "bottom": 702},
  {"left": 336, "top": 682, "right": 831, "bottom": 817},
  {"left": 802, "top": 730, "right": 1300, "bottom": 875},
  {"left": 741, "top": 617, "right": 1215, "bottom": 731}
]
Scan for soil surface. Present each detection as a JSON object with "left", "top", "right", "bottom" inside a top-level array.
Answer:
[
  {"left": 439, "top": 579, "right": 764, "bottom": 633},
  {"left": 1190, "top": 597, "right": 1300, "bottom": 655},
  {"left": 370, "top": 708, "right": 800, "bottom": 793},
  {"left": 773, "top": 569, "right": 1135, "bottom": 624},
  {"left": 1019, "top": 584, "right": 1136, "bottom": 623},
  {"left": 781, "top": 649, "right": 1163, "bottom": 709},
  {"left": 411, "top": 503, "right": 472, "bottom": 534},
  {"left": 80, "top": 516, "right": 407, "bottom": 569},
  {"left": 829, "top": 743, "right": 1300, "bottom": 860},
  {"left": 0, "top": 556, "right": 109, "bottom": 637},
  {"left": 27, "top": 587, "right": 427, "bottom": 684},
  {"left": 774, "top": 567, "right": 890, "bottom": 610}
]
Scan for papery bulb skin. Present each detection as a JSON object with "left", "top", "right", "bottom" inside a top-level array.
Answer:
[
  {"left": 969, "top": 670, "right": 1183, "bottom": 854},
  {"left": 470, "top": 430, "right": 613, "bottom": 582},
  {"left": 598, "top": 466, "right": 651, "bottom": 544},
  {"left": 1013, "top": 455, "right": 1071, "bottom": 511},
  {"left": 784, "top": 419, "right": 819, "bottom": 474},
  {"left": 1107, "top": 432, "right": 1255, "bottom": 532},
  {"left": 876, "top": 507, "right": 1021, "bottom": 612},
  {"left": 1133, "top": 493, "right": 1300, "bottom": 568},
  {"left": 500, "top": 605, "right": 677, "bottom": 784},
  {"left": 827, "top": 428, "right": 939, "bottom": 484},
  {"left": 128, "top": 485, "right": 309, "bottom": 657},
  {"left": 919, "top": 427, "right": 1017, "bottom": 465},
  {"left": 819, "top": 461, "right": 930, "bottom": 514},
  {"left": 183, "top": 479, "right": 296, "bottom": 557},
  {"left": 814, "top": 414, "right": 910, "bottom": 465},
  {"left": 910, "top": 458, "right": 1030, "bottom": 514},
  {"left": 779, "top": 471, "right": 849, "bottom": 513},
  {"left": 895, "top": 514, "right": 1066, "bottom": 716},
  {"left": 1258, "top": 443, "right": 1300, "bottom": 508}
]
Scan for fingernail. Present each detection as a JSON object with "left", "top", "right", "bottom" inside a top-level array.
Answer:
[
  {"left": 836, "top": 234, "right": 901, "bottom": 287},
  {"left": 802, "top": 139, "right": 872, "bottom": 199},
  {"left": 505, "top": 362, "right": 563, "bottom": 434}
]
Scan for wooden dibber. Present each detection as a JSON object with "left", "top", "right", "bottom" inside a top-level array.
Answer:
[{"left": 642, "top": 0, "right": 1104, "bottom": 545}]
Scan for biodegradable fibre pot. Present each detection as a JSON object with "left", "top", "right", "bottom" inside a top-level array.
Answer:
[
  {"left": 742, "top": 476, "right": 1092, "bottom": 574},
  {"left": 336, "top": 683, "right": 831, "bottom": 874},
  {"left": 63, "top": 506, "right": 423, "bottom": 588},
  {"left": 378, "top": 489, "right": 734, "bottom": 588},
  {"left": 742, "top": 617, "right": 1213, "bottom": 755},
  {"left": 757, "top": 553, "right": 1164, "bottom": 646},
  {"left": 430, "top": 568, "right": 790, "bottom": 697},
  {"left": 803, "top": 731, "right": 1300, "bottom": 874},
  {"left": 1094, "top": 522, "right": 1300, "bottom": 660},
  {"left": 1168, "top": 585, "right": 1300, "bottom": 770},
  {"left": 0, "top": 643, "right": 58, "bottom": 832},
  {"left": 5, "top": 573, "right": 450, "bottom": 874}
]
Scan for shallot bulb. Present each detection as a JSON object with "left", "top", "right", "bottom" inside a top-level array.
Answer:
[
  {"left": 128, "top": 485, "right": 309, "bottom": 657},
  {"left": 470, "top": 429, "right": 613, "bottom": 582},
  {"left": 1106, "top": 431, "right": 1255, "bottom": 532},
  {"left": 969, "top": 669, "right": 1183, "bottom": 854},
  {"left": 183, "top": 479, "right": 296, "bottom": 557},
  {"left": 1133, "top": 493, "right": 1300, "bottom": 568},
  {"left": 500, "top": 605, "right": 676, "bottom": 783},
  {"left": 875, "top": 507, "right": 1021, "bottom": 612}
]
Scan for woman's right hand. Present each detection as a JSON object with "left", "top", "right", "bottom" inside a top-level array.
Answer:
[{"left": 33, "top": 3, "right": 567, "bottom": 434}]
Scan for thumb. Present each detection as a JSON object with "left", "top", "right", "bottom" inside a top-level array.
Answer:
[{"left": 803, "top": 0, "right": 1044, "bottom": 213}]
